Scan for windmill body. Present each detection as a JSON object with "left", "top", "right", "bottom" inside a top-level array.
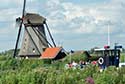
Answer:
[{"left": 16, "top": 13, "right": 49, "bottom": 57}]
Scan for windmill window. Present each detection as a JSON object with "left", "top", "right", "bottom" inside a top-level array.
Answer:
[
  {"left": 33, "top": 48, "right": 35, "bottom": 53},
  {"left": 23, "top": 47, "right": 26, "bottom": 52},
  {"left": 24, "top": 39, "right": 27, "bottom": 44},
  {"left": 25, "top": 39, "right": 27, "bottom": 41}
]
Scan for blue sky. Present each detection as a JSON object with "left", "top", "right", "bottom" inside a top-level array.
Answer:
[{"left": 0, "top": 0, "right": 125, "bottom": 52}]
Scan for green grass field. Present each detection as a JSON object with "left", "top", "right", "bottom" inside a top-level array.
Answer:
[{"left": 0, "top": 50, "right": 125, "bottom": 84}]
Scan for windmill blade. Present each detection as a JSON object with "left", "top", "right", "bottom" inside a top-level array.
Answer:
[
  {"left": 22, "top": 0, "right": 26, "bottom": 17},
  {"left": 13, "top": 0, "right": 26, "bottom": 58},
  {"left": 32, "top": 27, "right": 53, "bottom": 47},
  {"left": 45, "top": 22, "right": 56, "bottom": 47}
]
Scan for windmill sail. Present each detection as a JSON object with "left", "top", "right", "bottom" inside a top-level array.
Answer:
[{"left": 18, "top": 13, "right": 48, "bottom": 57}]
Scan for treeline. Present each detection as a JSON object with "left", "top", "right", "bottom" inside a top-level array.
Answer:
[{"left": 0, "top": 49, "right": 14, "bottom": 57}]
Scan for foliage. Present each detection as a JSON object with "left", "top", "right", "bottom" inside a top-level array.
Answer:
[
  {"left": 120, "top": 53, "right": 125, "bottom": 62},
  {"left": 0, "top": 50, "right": 125, "bottom": 84}
]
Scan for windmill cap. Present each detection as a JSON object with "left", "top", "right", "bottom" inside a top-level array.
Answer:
[{"left": 23, "top": 13, "right": 46, "bottom": 25}]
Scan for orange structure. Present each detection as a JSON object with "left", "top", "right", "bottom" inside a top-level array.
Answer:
[{"left": 41, "top": 47, "right": 66, "bottom": 60}]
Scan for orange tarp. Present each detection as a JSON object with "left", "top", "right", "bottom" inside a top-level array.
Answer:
[{"left": 41, "top": 47, "right": 62, "bottom": 59}]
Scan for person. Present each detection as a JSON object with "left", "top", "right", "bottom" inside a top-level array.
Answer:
[
  {"left": 68, "top": 62, "right": 72, "bottom": 68},
  {"left": 91, "top": 61, "right": 97, "bottom": 65},
  {"left": 72, "top": 61, "right": 78, "bottom": 69},
  {"left": 79, "top": 60, "right": 84, "bottom": 69}
]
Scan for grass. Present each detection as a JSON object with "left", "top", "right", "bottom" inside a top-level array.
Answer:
[{"left": 0, "top": 50, "right": 125, "bottom": 84}]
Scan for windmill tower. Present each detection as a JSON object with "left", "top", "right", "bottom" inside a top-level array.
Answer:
[{"left": 13, "top": 0, "right": 56, "bottom": 58}]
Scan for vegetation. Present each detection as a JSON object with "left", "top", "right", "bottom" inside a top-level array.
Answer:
[
  {"left": 120, "top": 53, "right": 125, "bottom": 62},
  {"left": 0, "top": 50, "right": 125, "bottom": 84}
]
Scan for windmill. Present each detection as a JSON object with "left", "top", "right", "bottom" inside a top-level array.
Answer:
[{"left": 13, "top": 0, "right": 56, "bottom": 58}]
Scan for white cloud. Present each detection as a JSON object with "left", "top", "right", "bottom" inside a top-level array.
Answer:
[
  {"left": 0, "top": 0, "right": 124, "bottom": 51},
  {"left": 0, "top": 0, "right": 22, "bottom": 4},
  {"left": 0, "top": 8, "right": 21, "bottom": 22},
  {"left": 43, "top": 0, "right": 124, "bottom": 35},
  {"left": 0, "top": 0, "right": 35, "bottom": 5}
]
